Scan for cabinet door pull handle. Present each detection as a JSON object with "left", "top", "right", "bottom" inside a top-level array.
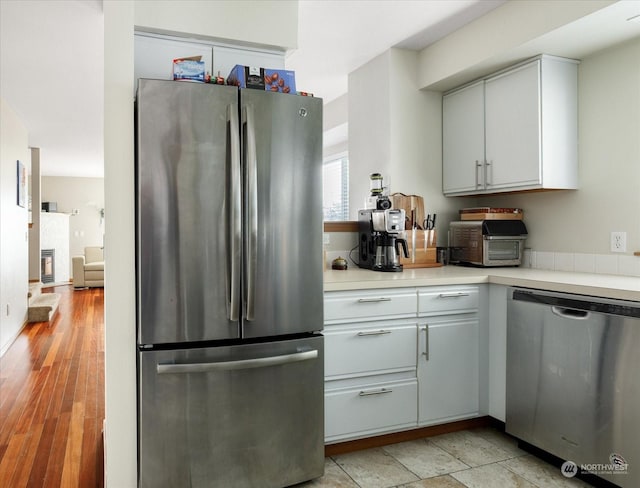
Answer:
[
  {"left": 438, "top": 292, "right": 469, "bottom": 298},
  {"left": 485, "top": 159, "right": 492, "bottom": 187},
  {"left": 475, "top": 160, "right": 482, "bottom": 189},
  {"left": 357, "top": 297, "right": 392, "bottom": 303},
  {"left": 359, "top": 388, "right": 393, "bottom": 397},
  {"left": 356, "top": 330, "right": 391, "bottom": 337},
  {"left": 420, "top": 325, "right": 429, "bottom": 361}
]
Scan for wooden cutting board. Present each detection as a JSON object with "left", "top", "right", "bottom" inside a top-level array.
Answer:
[{"left": 391, "top": 193, "right": 425, "bottom": 229}]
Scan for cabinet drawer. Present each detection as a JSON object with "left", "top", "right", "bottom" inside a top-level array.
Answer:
[
  {"left": 324, "top": 322, "right": 416, "bottom": 378},
  {"left": 324, "top": 289, "right": 417, "bottom": 323},
  {"left": 418, "top": 286, "right": 479, "bottom": 315},
  {"left": 325, "top": 379, "right": 417, "bottom": 441}
]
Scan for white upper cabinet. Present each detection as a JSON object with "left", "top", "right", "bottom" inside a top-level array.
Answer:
[
  {"left": 442, "top": 81, "right": 485, "bottom": 194},
  {"left": 442, "top": 55, "right": 578, "bottom": 196}
]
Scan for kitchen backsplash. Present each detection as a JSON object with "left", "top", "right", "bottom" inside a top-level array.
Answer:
[
  {"left": 324, "top": 249, "right": 640, "bottom": 277},
  {"left": 323, "top": 232, "right": 640, "bottom": 277},
  {"left": 523, "top": 250, "right": 640, "bottom": 277}
]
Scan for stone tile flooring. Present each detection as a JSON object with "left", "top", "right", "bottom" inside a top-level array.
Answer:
[{"left": 296, "top": 427, "right": 590, "bottom": 488}]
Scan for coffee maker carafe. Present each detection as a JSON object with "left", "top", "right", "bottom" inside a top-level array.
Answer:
[{"left": 358, "top": 209, "right": 409, "bottom": 272}]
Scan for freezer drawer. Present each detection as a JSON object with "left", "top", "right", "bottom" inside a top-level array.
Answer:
[{"left": 138, "top": 335, "right": 324, "bottom": 488}]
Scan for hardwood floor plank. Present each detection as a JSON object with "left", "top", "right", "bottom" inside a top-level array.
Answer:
[
  {"left": 9, "top": 425, "right": 44, "bottom": 488},
  {"left": 42, "top": 332, "right": 63, "bottom": 368},
  {"left": 15, "top": 366, "right": 52, "bottom": 434},
  {"left": 42, "top": 411, "right": 70, "bottom": 487},
  {"left": 26, "top": 417, "right": 57, "bottom": 488},
  {"left": 60, "top": 401, "right": 84, "bottom": 487},
  {"left": 0, "top": 432, "right": 26, "bottom": 487},
  {"left": 79, "top": 418, "right": 98, "bottom": 488},
  {"left": 0, "top": 285, "right": 105, "bottom": 488}
]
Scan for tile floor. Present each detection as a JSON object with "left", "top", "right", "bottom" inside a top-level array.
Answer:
[{"left": 296, "top": 427, "right": 590, "bottom": 488}]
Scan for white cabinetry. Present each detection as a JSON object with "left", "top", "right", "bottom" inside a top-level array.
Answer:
[
  {"left": 442, "top": 81, "right": 484, "bottom": 195},
  {"left": 323, "top": 285, "right": 484, "bottom": 443},
  {"left": 417, "top": 286, "right": 479, "bottom": 425},
  {"left": 324, "top": 289, "right": 418, "bottom": 443},
  {"left": 442, "top": 55, "right": 578, "bottom": 196}
]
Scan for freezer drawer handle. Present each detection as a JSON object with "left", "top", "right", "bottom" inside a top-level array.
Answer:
[
  {"left": 359, "top": 388, "right": 393, "bottom": 397},
  {"left": 357, "top": 297, "right": 392, "bottom": 303},
  {"left": 156, "top": 350, "right": 318, "bottom": 374},
  {"left": 356, "top": 330, "right": 391, "bottom": 336}
]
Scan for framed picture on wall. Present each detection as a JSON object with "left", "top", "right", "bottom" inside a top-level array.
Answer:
[{"left": 17, "top": 160, "right": 26, "bottom": 208}]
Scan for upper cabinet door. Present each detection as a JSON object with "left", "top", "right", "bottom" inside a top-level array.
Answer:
[
  {"left": 441, "top": 55, "right": 577, "bottom": 197},
  {"left": 485, "top": 61, "right": 542, "bottom": 190},
  {"left": 442, "top": 81, "right": 485, "bottom": 195}
]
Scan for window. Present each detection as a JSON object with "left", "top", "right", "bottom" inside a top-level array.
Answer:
[{"left": 322, "top": 156, "right": 349, "bottom": 221}]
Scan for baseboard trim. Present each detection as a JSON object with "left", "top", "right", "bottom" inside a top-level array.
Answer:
[
  {"left": 324, "top": 416, "right": 500, "bottom": 457},
  {"left": 0, "top": 319, "right": 28, "bottom": 358}
]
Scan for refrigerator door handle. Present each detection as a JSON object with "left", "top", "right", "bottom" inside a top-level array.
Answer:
[
  {"left": 228, "top": 103, "right": 241, "bottom": 322},
  {"left": 243, "top": 104, "right": 258, "bottom": 321},
  {"left": 156, "top": 349, "right": 318, "bottom": 374}
]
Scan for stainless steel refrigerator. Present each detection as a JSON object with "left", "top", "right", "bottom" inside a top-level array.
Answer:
[{"left": 135, "top": 79, "right": 324, "bottom": 488}]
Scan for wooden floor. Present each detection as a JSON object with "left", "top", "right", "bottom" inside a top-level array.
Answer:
[{"left": 0, "top": 285, "right": 104, "bottom": 488}]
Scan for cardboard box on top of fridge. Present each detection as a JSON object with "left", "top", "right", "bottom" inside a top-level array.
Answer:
[
  {"left": 173, "top": 56, "right": 205, "bottom": 82},
  {"left": 227, "top": 65, "right": 296, "bottom": 94}
]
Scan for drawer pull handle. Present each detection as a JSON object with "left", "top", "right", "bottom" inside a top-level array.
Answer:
[
  {"left": 437, "top": 292, "right": 469, "bottom": 299},
  {"left": 359, "top": 388, "right": 393, "bottom": 397},
  {"left": 356, "top": 330, "right": 391, "bottom": 337},
  {"left": 357, "top": 297, "right": 392, "bottom": 303}
]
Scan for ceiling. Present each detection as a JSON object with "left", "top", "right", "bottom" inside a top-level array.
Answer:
[{"left": 1, "top": 0, "right": 639, "bottom": 178}]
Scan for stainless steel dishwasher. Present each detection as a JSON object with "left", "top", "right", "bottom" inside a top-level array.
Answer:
[{"left": 506, "top": 288, "right": 640, "bottom": 487}]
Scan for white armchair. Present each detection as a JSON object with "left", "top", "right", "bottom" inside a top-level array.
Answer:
[{"left": 72, "top": 246, "right": 104, "bottom": 289}]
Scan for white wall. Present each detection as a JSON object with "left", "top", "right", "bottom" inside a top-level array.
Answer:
[
  {"left": 348, "top": 48, "right": 474, "bottom": 242},
  {"left": 134, "top": 0, "right": 298, "bottom": 50},
  {"left": 104, "top": 2, "right": 136, "bottom": 486},
  {"left": 417, "top": 0, "right": 613, "bottom": 90},
  {"left": 28, "top": 148, "right": 41, "bottom": 281},
  {"left": 40, "top": 212, "right": 70, "bottom": 283},
  {"left": 348, "top": 50, "right": 391, "bottom": 218},
  {"left": 482, "top": 38, "right": 640, "bottom": 257},
  {"left": 104, "top": 1, "right": 299, "bottom": 486},
  {"left": 0, "top": 99, "right": 30, "bottom": 357},
  {"left": 41, "top": 176, "right": 105, "bottom": 268}
]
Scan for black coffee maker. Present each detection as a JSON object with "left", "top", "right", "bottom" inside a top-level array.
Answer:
[{"left": 358, "top": 209, "right": 409, "bottom": 272}]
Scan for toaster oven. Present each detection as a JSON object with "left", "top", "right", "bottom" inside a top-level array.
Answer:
[{"left": 449, "top": 220, "right": 528, "bottom": 267}]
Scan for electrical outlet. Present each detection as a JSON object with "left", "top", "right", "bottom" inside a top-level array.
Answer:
[{"left": 611, "top": 231, "right": 627, "bottom": 253}]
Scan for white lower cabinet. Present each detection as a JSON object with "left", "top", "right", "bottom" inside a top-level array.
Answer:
[
  {"left": 323, "top": 317, "right": 418, "bottom": 443},
  {"left": 325, "top": 374, "right": 418, "bottom": 442},
  {"left": 417, "top": 286, "right": 480, "bottom": 425},
  {"left": 417, "top": 315, "right": 479, "bottom": 425},
  {"left": 324, "top": 285, "right": 481, "bottom": 443}
]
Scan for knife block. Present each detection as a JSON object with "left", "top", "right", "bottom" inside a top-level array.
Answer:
[{"left": 400, "top": 230, "right": 441, "bottom": 268}]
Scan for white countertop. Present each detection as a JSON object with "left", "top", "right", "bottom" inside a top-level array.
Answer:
[{"left": 324, "top": 266, "right": 640, "bottom": 301}]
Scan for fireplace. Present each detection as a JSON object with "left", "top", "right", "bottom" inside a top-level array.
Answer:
[{"left": 41, "top": 249, "right": 55, "bottom": 284}]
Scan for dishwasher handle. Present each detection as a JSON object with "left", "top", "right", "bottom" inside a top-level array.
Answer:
[{"left": 551, "top": 306, "right": 590, "bottom": 320}]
